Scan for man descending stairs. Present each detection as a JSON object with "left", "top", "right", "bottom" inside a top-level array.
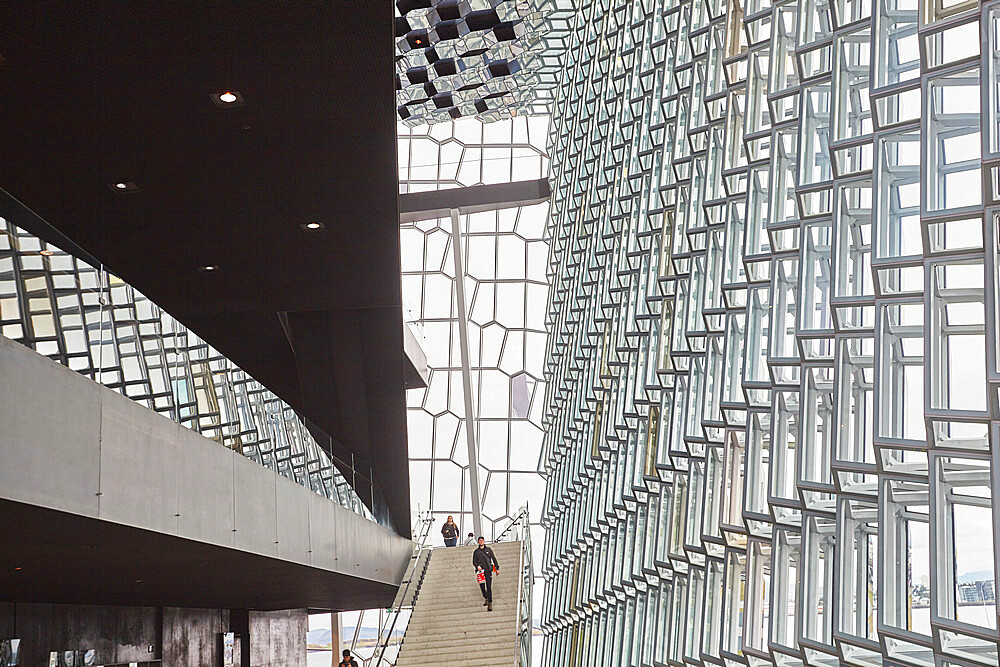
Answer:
[{"left": 394, "top": 540, "right": 524, "bottom": 666}]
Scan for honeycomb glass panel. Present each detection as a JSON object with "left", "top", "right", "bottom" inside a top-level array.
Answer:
[{"left": 538, "top": 0, "right": 1000, "bottom": 662}]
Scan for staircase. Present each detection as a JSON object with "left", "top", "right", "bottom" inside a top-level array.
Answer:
[{"left": 393, "top": 541, "right": 524, "bottom": 666}]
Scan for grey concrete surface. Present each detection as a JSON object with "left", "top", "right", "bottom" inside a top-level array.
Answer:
[
  {"left": 0, "top": 603, "right": 308, "bottom": 666},
  {"left": 250, "top": 609, "right": 308, "bottom": 666},
  {"left": 0, "top": 333, "right": 102, "bottom": 517},
  {"left": 162, "top": 607, "right": 229, "bottom": 666},
  {"left": 0, "top": 603, "right": 158, "bottom": 666},
  {"left": 0, "top": 335, "right": 413, "bottom": 610}
]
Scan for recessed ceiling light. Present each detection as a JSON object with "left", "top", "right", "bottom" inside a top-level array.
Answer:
[
  {"left": 301, "top": 221, "right": 327, "bottom": 232},
  {"left": 14, "top": 566, "right": 22, "bottom": 571},
  {"left": 211, "top": 91, "right": 245, "bottom": 107},
  {"left": 198, "top": 264, "right": 220, "bottom": 272},
  {"left": 109, "top": 181, "right": 139, "bottom": 193},
  {"left": 39, "top": 250, "right": 54, "bottom": 256}
]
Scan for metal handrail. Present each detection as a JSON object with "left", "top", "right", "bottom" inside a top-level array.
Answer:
[
  {"left": 493, "top": 504, "right": 530, "bottom": 543},
  {"left": 517, "top": 531, "right": 533, "bottom": 666},
  {"left": 496, "top": 505, "right": 533, "bottom": 667},
  {"left": 367, "top": 511, "right": 435, "bottom": 666}
]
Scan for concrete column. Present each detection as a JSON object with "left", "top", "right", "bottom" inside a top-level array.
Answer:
[{"left": 330, "top": 613, "right": 342, "bottom": 667}]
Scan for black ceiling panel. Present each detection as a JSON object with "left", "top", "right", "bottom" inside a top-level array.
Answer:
[{"left": 0, "top": 1, "right": 411, "bottom": 536}]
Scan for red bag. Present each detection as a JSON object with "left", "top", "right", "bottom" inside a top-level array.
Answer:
[{"left": 476, "top": 570, "right": 486, "bottom": 584}]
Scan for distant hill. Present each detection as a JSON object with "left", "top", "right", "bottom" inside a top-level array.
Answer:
[
  {"left": 344, "top": 625, "right": 403, "bottom": 640},
  {"left": 958, "top": 571, "right": 995, "bottom": 584},
  {"left": 307, "top": 628, "right": 332, "bottom": 646},
  {"left": 307, "top": 625, "right": 403, "bottom": 646}
]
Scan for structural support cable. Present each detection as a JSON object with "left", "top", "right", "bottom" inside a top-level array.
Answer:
[{"left": 449, "top": 207, "right": 484, "bottom": 539}]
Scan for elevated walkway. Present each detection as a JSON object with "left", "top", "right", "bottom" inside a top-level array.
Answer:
[
  {"left": 0, "top": 334, "right": 413, "bottom": 612},
  {"left": 394, "top": 541, "right": 524, "bottom": 666}
]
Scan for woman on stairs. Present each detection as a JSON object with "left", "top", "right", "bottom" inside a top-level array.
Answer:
[{"left": 441, "top": 515, "right": 460, "bottom": 547}]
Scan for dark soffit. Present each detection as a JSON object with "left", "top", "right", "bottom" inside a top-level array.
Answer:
[
  {"left": 0, "top": 500, "right": 400, "bottom": 612},
  {"left": 0, "top": 2, "right": 411, "bottom": 536}
]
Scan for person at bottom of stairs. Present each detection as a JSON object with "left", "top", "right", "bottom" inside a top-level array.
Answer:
[{"left": 472, "top": 536, "right": 501, "bottom": 611}]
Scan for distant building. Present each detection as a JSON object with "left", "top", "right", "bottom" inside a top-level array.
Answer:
[{"left": 958, "top": 581, "right": 997, "bottom": 605}]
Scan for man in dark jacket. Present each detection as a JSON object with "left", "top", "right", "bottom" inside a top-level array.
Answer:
[{"left": 472, "top": 537, "right": 500, "bottom": 611}]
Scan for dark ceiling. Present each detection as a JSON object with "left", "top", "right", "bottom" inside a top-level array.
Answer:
[
  {"left": 0, "top": 500, "right": 400, "bottom": 612},
  {"left": 0, "top": 2, "right": 411, "bottom": 534}
]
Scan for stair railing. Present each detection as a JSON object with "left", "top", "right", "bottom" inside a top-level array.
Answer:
[
  {"left": 492, "top": 504, "right": 530, "bottom": 543},
  {"left": 367, "top": 510, "right": 435, "bottom": 666},
  {"left": 495, "top": 504, "right": 533, "bottom": 667}
]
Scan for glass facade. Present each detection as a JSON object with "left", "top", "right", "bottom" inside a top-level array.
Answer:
[
  {"left": 539, "top": 0, "right": 1000, "bottom": 665},
  {"left": 397, "top": 120, "right": 552, "bottom": 653},
  {"left": 399, "top": 117, "right": 550, "bottom": 549},
  {"left": 0, "top": 217, "right": 378, "bottom": 523}
]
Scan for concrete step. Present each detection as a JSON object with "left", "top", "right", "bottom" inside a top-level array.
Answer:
[
  {"left": 395, "top": 654, "right": 515, "bottom": 667},
  {"left": 420, "top": 573, "right": 517, "bottom": 581},
  {"left": 400, "top": 622, "right": 517, "bottom": 642},
  {"left": 418, "top": 576, "right": 518, "bottom": 590},
  {"left": 420, "top": 578, "right": 517, "bottom": 587},
  {"left": 430, "top": 549, "right": 521, "bottom": 558},
  {"left": 423, "top": 573, "right": 517, "bottom": 580},
  {"left": 410, "top": 595, "right": 518, "bottom": 611},
  {"left": 426, "top": 560, "right": 519, "bottom": 567},
  {"left": 418, "top": 577, "right": 518, "bottom": 588},
  {"left": 427, "top": 551, "right": 520, "bottom": 560},
  {"left": 412, "top": 595, "right": 518, "bottom": 611},
  {"left": 406, "top": 605, "right": 518, "bottom": 624},
  {"left": 401, "top": 631, "right": 516, "bottom": 650},
  {"left": 394, "top": 541, "right": 524, "bottom": 666},
  {"left": 415, "top": 588, "right": 518, "bottom": 601},
  {"left": 416, "top": 588, "right": 517, "bottom": 604},
  {"left": 419, "top": 575, "right": 515, "bottom": 584},
  {"left": 405, "top": 609, "right": 518, "bottom": 630},
  {"left": 395, "top": 639, "right": 515, "bottom": 660},
  {"left": 406, "top": 601, "right": 518, "bottom": 620}
]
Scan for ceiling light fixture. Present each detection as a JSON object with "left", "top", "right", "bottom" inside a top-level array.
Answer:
[
  {"left": 109, "top": 181, "right": 139, "bottom": 193},
  {"left": 300, "top": 221, "right": 327, "bottom": 232},
  {"left": 198, "top": 264, "right": 220, "bottom": 272},
  {"left": 211, "top": 91, "right": 245, "bottom": 107},
  {"left": 39, "top": 250, "right": 54, "bottom": 256}
]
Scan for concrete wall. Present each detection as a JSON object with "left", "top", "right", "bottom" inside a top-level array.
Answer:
[
  {"left": 249, "top": 609, "right": 308, "bottom": 667},
  {"left": 0, "top": 334, "right": 413, "bottom": 588},
  {"left": 0, "top": 603, "right": 307, "bottom": 666},
  {"left": 161, "top": 607, "right": 229, "bottom": 666},
  {"left": 0, "top": 602, "right": 157, "bottom": 665}
]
